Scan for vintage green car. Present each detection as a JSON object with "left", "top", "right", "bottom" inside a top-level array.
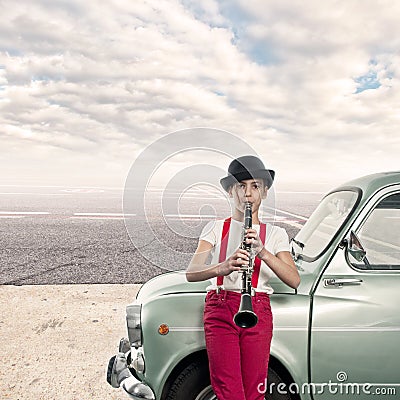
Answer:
[{"left": 107, "top": 171, "right": 400, "bottom": 399}]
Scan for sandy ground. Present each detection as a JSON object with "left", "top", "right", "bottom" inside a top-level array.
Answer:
[{"left": 0, "top": 284, "right": 141, "bottom": 400}]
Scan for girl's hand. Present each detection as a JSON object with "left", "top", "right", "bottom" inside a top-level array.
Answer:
[
  {"left": 217, "top": 248, "right": 249, "bottom": 276},
  {"left": 245, "top": 228, "right": 264, "bottom": 255}
]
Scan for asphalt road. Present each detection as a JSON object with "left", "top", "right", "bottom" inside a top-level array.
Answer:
[{"left": 0, "top": 186, "right": 323, "bottom": 285}]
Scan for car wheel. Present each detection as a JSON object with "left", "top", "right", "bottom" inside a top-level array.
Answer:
[
  {"left": 195, "top": 386, "right": 217, "bottom": 400},
  {"left": 165, "top": 361, "right": 216, "bottom": 400},
  {"left": 267, "top": 367, "right": 294, "bottom": 400},
  {"left": 166, "top": 362, "right": 294, "bottom": 400}
]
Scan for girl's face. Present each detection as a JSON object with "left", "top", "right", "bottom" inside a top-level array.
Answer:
[{"left": 229, "top": 179, "right": 268, "bottom": 213}]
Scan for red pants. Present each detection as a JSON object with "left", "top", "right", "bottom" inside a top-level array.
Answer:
[{"left": 204, "top": 290, "right": 273, "bottom": 400}]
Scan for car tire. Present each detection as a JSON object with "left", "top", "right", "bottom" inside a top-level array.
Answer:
[
  {"left": 267, "top": 367, "right": 294, "bottom": 400},
  {"left": 165, "top": 361, "right": 215, "bottom": 400},
  {"left": 165, "top": 361, "right": 294, "bottom": 400}
]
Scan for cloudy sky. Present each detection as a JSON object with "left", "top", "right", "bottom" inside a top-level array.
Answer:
[{"left": 1, "top": 0, "right": 399, "bottom": 191}]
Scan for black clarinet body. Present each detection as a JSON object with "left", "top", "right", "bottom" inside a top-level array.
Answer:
[{"left": 233, "top": 202, "right": 258, "bottom": 328}]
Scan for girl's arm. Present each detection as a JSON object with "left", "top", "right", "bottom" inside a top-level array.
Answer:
[
  {"left": 258, "top": 249, "right": 300, "bottom": 289},
  {"left": 245, "top": 228, "right": 300, "bottom": 289},
  {"left": 186, "top": 240, "right": 249, "bottom": 282}
]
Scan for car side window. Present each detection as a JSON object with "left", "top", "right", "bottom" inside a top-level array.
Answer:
[{"left": 352, "top": 192, "right": 400, "bottom": 270}]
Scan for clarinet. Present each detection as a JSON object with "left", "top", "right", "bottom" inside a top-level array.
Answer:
[{"left": 233, "top": 201, "right": 258, "bottom": 328}]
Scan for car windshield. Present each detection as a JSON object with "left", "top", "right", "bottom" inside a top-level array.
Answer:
[{"left": 294, "top": 190, "right": 360, "bottom": 261}]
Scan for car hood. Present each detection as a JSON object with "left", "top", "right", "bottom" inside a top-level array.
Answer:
[{"left": 136, "top": 271, "right": 209, "bottom": 303}]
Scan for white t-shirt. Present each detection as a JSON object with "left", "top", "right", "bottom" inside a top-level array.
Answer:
[{"left": 199, "top": 218, "right": 290, "bottom": 294}]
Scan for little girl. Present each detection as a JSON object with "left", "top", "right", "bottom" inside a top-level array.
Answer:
[{"left": 186, "top": 155, "right": 300, "bottom": 400}]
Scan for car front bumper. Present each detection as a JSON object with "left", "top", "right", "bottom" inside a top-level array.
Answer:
[
  {"left": 107, "top": 338, "right": 155, "bottom": 400},
  {"left": 119, "top": 374, "right": 155, "bottom": 400}
]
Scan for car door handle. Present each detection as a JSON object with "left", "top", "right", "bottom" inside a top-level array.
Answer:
[{"left": 323, "top": 278, "right": 363, "bottom": 287}]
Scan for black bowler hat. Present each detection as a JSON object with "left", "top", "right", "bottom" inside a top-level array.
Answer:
[{"left": 220, "top": 155, "right": 275, "bottom": 192}]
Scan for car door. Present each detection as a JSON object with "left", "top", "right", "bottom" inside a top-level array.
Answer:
[{"left": 310, "top": 187, "right": 400, "bottom": 399}]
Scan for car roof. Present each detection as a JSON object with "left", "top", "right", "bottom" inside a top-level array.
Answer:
[{"left": 331, "top": 171, "right": 400, "bottom": 199}]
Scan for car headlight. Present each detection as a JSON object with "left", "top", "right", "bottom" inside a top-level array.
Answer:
[{"left": 126, "top": 303, "right": 142, "bottom": 348}]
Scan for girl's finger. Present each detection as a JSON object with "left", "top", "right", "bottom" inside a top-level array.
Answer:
[{"left": 246, "top": 232, "right": 257, "bottom": 239}]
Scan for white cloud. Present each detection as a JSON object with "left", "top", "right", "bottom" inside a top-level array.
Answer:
[{"left": 0, "top": 0, "right": 399, "bottom": 189}]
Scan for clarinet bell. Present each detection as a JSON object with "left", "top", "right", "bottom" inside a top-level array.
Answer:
[{"left": 233, "top": 293, "right": 258, "bottom": 328}]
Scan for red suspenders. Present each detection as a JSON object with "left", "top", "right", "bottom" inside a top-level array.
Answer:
[
  {"left": 216, "top": 217, "right": 266, "bottom": 289},
  {"left": 216, "top": 218, "right": 231, "bottom": 286}
]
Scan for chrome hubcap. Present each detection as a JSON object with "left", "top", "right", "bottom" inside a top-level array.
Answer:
[{"left": 195, "top": 386, "right": 217, "bottom": 400}]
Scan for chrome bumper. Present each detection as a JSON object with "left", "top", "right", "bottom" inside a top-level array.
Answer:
[
  {"left": 107, "top": 338, "right": 155, "bottom": 400},
  {"left": 121, "top": 375, "right": 155, "bottom": 400}
]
